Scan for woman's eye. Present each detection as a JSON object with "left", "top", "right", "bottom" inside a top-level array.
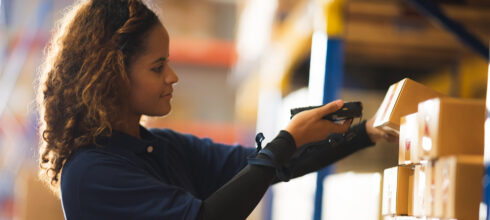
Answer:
[{"left": 151, "top": 65, "right": 164, "bottom": 73}]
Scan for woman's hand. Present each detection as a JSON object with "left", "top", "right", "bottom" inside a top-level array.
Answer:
[
  {"left": 365, "top": 117, "right": 398, "bottom": 143},
  {"left": 285, "top": 100, "right": 352, "bottom": 148}
]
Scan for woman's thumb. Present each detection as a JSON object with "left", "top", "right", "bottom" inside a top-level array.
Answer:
[{"left": 315, "top": 100, "right": 344, "bottom": 119}]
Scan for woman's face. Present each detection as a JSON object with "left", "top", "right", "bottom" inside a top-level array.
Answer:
[{"left": 126, "top": 24, "right": 178, "bottom": 117}]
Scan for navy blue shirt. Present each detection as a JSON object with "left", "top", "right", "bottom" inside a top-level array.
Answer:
[
  {"left": 61, "top": 122, "right": 375, "bottom": 220},
  {"left": 61, "top": 127, "right": 256, "bottom": 220}
]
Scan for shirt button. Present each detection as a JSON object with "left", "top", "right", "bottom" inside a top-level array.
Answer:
[{"left": 146, "top": 145, "right": 154, "bottom": 153}]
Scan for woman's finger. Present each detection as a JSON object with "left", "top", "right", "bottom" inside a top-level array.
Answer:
[
  {"left": 314, "top": 100, "right": 344, "bottom": 119},
  {"left": 343, "top": 118, "right": 353, "bottom": 127},
  {"left": 323, "top": 119, "right": 351, "bottom": 134},
  {"left": 337, "top": 119, "right": 352, "bottom": 133}
]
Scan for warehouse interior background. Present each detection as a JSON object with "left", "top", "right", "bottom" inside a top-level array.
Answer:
[{"left": 0, "top": 0, "right": 489, "bottom": 219}]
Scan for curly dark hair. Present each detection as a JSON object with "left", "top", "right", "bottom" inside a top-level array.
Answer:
[{"left": 37, "top": 0, "right": 159, "bottom": 192}]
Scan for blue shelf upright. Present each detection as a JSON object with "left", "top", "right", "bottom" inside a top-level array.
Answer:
[{"left": 308, "top": 0, "right": 345, "bottom": 219}]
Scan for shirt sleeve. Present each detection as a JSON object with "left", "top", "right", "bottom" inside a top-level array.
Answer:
[
  {"left": 196, "top": 130, "right": 297, "bottom": 220},
  {"left": 150, "top": 129, "right": 257, "bottom": 199},
  {"left": 62, "top": 150, "right": 202, "bottom": 220},
  {"left": 274, "top": 120, "right": 375, "bottom": 183}
]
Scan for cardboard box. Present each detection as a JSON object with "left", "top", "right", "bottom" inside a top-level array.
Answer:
[
  {"left": 408, "top": 170, "right": 414, "bottom": 216},
  {"left": 399, "top": 113, "right": 420, "bottom": 165},
  {"left": 412, "top": 162, "right": 433, "bottom": 217},
  {"left": 423, "top": 160, "right": 437, "bottom": 218},
  {"left": 383, "top": 217, "right": 418, "bottom": 220},
  {"left": 382, "top": 165, "right": 414, "bottom": 216},
  {"left": 418, "top": 98, "right": 485, "bottom": 159},
  {"left": 374, "top": 78, "right": 444, "bottom": 133},
  {"left": 434, "top": 155, "right": 483, "bottom": 220},
  {"left": 14, "top": 168, "right": 64, "bottom": 220}
]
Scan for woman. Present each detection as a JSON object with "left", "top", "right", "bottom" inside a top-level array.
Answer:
[{"left": 38, "top": 0, "right": 393, "bottom": 219}]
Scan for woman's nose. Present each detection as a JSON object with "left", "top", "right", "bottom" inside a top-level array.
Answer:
[{"left": 165, "top": 66, "right": 178, "bottom": 85}]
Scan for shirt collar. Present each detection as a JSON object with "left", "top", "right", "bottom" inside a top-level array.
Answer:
[{"left": 106, "top": 125, "right": 159, "bottom": 154}]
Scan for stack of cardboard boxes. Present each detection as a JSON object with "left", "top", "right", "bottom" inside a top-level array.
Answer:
[{"left": 377, "top": 78, "right": 485, "bottom": 220}]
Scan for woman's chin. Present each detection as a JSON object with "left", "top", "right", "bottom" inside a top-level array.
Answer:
[{"left": 145, "top": 107, "right": 171, "bottom": 117}]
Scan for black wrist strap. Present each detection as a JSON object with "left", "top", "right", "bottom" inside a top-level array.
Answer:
[
  {"left": 247, "top": 133, "right": 277, "bottom": 168},
  {"left": 247, "top": 132, "right": 292, "bottom": 182}
]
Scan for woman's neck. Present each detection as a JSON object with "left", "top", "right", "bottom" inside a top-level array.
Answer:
[{"left": 113, "top": 114, "right": 142, "bottom": 139}]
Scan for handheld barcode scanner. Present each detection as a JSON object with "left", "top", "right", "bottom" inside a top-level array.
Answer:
[{"left": 290, "top": 101, "right": 363, "bottom": 124}]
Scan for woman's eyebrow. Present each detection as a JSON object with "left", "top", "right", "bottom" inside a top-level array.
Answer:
[{"left": 151, "top": 57, "right": 167, "bottom": 64}]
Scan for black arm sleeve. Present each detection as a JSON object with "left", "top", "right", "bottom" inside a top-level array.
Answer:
[
  {"left": 197, "top": 130, "right": 296, "bottom": 220},
  {"left": 273, "top": 121, "right": 375, "bottom": 183}
]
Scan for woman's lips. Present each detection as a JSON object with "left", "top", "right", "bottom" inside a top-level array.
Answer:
[
  {"left": 160, "top": 89, "right": 173, "bottom": 98},
  {"left": 160, "top": 93, "right": 172, "bottom": 98}
]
